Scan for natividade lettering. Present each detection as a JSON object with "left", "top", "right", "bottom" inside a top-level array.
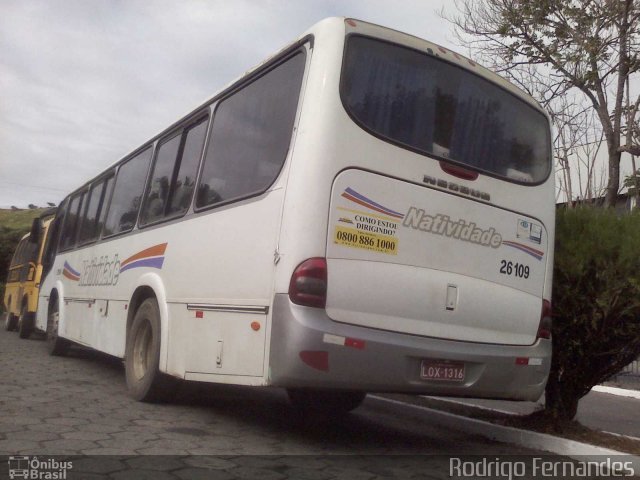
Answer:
[
  {"left": 79, "top": 254, "right": 121, "bottom": 286},
  {"left": 403, "top": 207, "right": 502, "bottom": 248}
]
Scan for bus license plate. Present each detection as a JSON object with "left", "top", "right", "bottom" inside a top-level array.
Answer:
[{"left": 420, "top": 360, "right": 465, "bottom": 382}]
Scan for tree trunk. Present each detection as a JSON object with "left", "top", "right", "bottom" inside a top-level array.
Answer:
[
  {"left": 544, "top": 373, "right": 580, "bottom": 422},
  {"left": 604, "top": 149, "right": 622, "bottom": 207}
]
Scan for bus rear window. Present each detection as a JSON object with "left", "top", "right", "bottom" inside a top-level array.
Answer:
[{"left": 341, "top": 36, "right": 551, "bottom": 184}]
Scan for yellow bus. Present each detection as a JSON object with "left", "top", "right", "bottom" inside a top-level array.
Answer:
[{"left": 3, "top": 210, "right": 55, "bottom": 338}]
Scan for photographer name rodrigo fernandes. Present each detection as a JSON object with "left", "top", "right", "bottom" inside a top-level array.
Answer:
[{"left": 449, "top": 457, "right": 635, "bottom": 479}]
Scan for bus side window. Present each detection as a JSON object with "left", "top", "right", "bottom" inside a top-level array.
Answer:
[
  {"left": 96, "top": 175, "right": 114, "bottom": 239},
  {"left": 59, "top": 192, "right": 85, "bottom": 251},
  {"left": 78, "top": 180, "right": 104, "bottom": 245},
  {"left": 78, "top": 174, "right": 114, "bottom": 244},
  {"left": 167, "top": 118, "right": 208, "bottom": 216},
  {"left": 11, "top": 238, "right": 27, "bottom": 268},
  {"left": 103, "top": 148, "right": 152, "bottom": 237},
  {"left": 196, "top": 52, "right": 305, "bottom": 209},
  {"left": 141, "top": 117, "right": 208, "bottom": 225},
  {"left": 10, "top": 239, "right": 22, "bottom": 268},
  {"left": 141, "top": 134, "right": 181, "bottom": 225}
]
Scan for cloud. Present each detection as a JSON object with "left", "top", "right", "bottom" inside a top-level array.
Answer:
[{"left": 0, "top": 0, "right": 453, "bottom": 208}]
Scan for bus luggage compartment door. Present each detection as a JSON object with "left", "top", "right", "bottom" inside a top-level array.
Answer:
[{"left": 325, "top": 169, "right": 548, "bottom": 346}]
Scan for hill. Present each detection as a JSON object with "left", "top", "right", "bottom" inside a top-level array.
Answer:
[{"left": 0, "top": 208, "right": 47, "bottom": 231}]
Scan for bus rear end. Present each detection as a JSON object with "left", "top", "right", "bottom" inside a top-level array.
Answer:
[{"left": 269, "top": 18, "right": 553, "bottom": 403}]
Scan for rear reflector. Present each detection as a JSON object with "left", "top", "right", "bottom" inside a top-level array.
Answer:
[
  {"left": 537, "top": 299, "right": 552, "bottom": 339},
  {"left": 299, "top": 351, "right": 329, "bottom": 371},
  {"left": 515, "top": 357, "right": 544, "bottom": 366},
  {"left": 344, "top": 338, "right": 366, "bottom": 350},
  {"left": 289, "top": 258, "right": 327, "bottom": 308}
]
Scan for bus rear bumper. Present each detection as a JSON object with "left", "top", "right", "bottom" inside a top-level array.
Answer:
[{"left": 268, "top": 294, "right": 550, "bottom": 401}]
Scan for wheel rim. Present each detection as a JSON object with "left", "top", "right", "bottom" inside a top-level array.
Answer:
[{"left": 132, "top": 319, "right": 153, "bottom": 381}]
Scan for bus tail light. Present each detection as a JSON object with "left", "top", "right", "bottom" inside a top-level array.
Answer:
[
  {"left": 289, "top": 258, "right": 327, "bottom": 308},
  {"left": 537, "top": 299, "right": 552, "bottom": 340},
  {"left": 439, "top": 161, "right": 479, "bottom": 181}
]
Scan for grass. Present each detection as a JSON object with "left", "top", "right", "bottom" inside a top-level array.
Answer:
[{"left": 0, "top": 207, "right": 47, "bottom": 231}]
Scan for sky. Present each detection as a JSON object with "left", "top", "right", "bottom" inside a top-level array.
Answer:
[
  {"left": 0, "top": 0, "right": 457, "bottom": 208},
  {"left": 2, "top": 1, "right": 633, "bottom": 209}
]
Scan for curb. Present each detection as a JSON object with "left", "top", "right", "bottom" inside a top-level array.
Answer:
[
  {"left": 593, "top": 385, "right": 640, "bottom": 400},
  {"left": 369, "top": 395, "right": 640, "bottom": 468}
]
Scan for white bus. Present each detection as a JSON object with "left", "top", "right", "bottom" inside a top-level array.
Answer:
[{"left": 36, "top": 18, "right": 554, "bottom": 412}]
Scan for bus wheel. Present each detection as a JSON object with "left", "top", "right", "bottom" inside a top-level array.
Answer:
[
  {"left": 47, "top": 300, "right": 70, "bottom": 356},
  {"left": 287, "top": 389, "right": 366, "bottom": 415},
  {"left": 18, "top": 303, "right": 34, "bottom": 339},
  {"left": 4, "top": 313, "right": 18, "bottom": 331},
  {"left": 125, "top": 298, "right": 173, "bottom": 402}
]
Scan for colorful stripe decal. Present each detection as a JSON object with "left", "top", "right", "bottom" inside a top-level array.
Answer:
[
  {"left": 502, "top": 241, "right": 544, "bottom": 261},
  {"left": 62, "top": 261, "right": 80, "bottom": 281},
  {"left": 341, "top": 188, "right": 404, "bottom": 219},
  {"left": 120, "top": 243, "right": 168, "bottom": 274}
]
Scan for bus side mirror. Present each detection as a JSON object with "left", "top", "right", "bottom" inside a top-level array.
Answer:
[{"left": 30, "top": 218, "right": 42, "bottom": 245}]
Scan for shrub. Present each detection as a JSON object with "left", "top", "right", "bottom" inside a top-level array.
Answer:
[
  {"left": 0, "top": 226, "right": 25, "bottom": 285},
  {"left": 546, "top": 207, "right": 640, "bottom": 421}
]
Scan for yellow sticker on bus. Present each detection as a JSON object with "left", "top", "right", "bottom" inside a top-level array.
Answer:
[{"left": 334, "top": 225, "right": 398, "bottom": 255}]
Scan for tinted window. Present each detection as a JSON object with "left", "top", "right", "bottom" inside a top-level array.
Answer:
[
  {"left": 168, "top": 119, "right": 208, "bottom": 215},
  {"left": 80, "top": 185, "right": 102, "bottom": 242},
  {"left": 42, "top": 213, "right": 63, "bottom": 278},
  {"left": 341, "top": 36, "right": 551, "bottom": 183},
  {"left": 141, "top": 135, "right": 181, "bottom": 225},
  {"left": 96, "top": 176, "right": 114, "bottom": 237},
  {"left": 10, "top": 239, "right": 27, "bottom": 267},
  {"left": 59, "top": 192, "right": 84, "bottom": 251},
  {"left": 141, "top": 117, "right": 208, "bottom": 225},
  {"left": 103, "top": 148, "right": 152, "bottom": 236},
  {"left": 21, "top": 240, "right": 38, "bottom": 264},
  {"left": 78, "top": 176, "right": 112, "bottom": 244},
  {"left": 196, "top": 52, "right": 305, "bottom": 208}
]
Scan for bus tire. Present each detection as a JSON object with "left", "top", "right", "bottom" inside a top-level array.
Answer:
[
  {"left": 287, "top": 389, "right": 366, "bottom": 415},
  {"left": 4, "top": 313, "right": 18, "bottom": 331},
  {"left": 47, "top": 299, "right": 70, "bottom": 356},
  {"left": 125, "top": 298, "right": 173, "bottom": 402},
  {"left": 18, "top": 303, "right": 34, "bottom": 339}
]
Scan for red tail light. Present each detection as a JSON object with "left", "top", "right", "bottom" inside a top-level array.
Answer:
[
  {"left": 289, "top": 258, "right": 327, "bottom": 308},
  {"left": 439, "top": 161, "right": 479, "bottom": 180},
  {"left": 537, "top": 299, "right": 552, "bottom": 339}
]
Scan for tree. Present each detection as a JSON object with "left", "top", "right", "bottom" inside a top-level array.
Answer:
[
  {"left": 552, "top": 98, "right": 607, "bottom": 203},
  {"left": 28, "top": 204, "right": 37, "bottom": 209},
  {"left": 0, "top": 226, "right": 26, "bottom": 284},
  {"left": 47, "top": 202, "right": 56, "bottom": 207},
  {"left": 548, "top": 207, "right": 640, "bottom": 421},
  {"left": 449, "top": 0, "right": 640, "bottom": 207}
]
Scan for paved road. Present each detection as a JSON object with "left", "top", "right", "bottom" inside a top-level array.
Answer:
[
  {"left": 577, "top": 391, "right": 640, "bottom": 439},
  {"left": 0, "top": 327, "right": 548, "bottom": 479}
]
